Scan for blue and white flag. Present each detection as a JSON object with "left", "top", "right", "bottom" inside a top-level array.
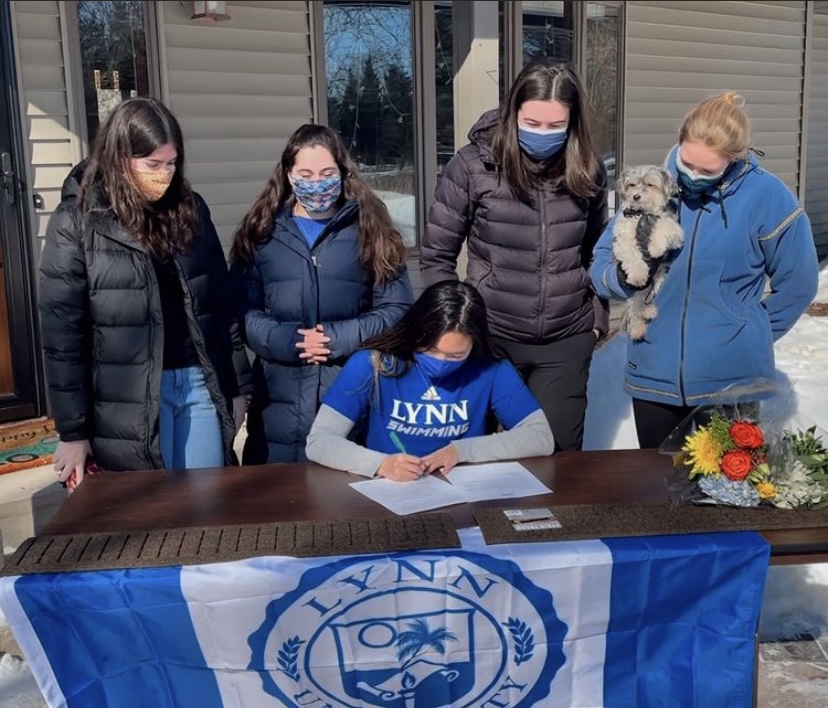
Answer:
[{"left": 0, "top": 528, "right": 769, "bottom": 708}]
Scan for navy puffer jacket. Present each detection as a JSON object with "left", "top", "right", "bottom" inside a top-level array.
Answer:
[{"left": 233, "top": 200, "right": 414, "bottom": 463}]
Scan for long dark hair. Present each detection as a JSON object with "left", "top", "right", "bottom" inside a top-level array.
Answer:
[
  {"left": 230, "top": 124, "right": 407, "bottom": 282},
  {"left": 492, "top": 59, "right": 602, "bottom": 200},
  {"left": 80, "top": 97, "right": 197, "bottom": 259},
  {"left": 363, "top": 280, "right": 499, "bottom": 377}
]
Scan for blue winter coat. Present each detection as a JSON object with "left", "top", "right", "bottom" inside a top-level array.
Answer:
[
  {"left": 233, "top": 200, "right": 414, "bottom": 463},
  {"left": 589, "top": 146, "right": 819, "bottom": 407}
]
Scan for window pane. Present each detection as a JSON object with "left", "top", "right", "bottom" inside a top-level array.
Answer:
[
  {"left": 435, "top": 1, "right": 454, "bottom": 173},
  {"left": 323, "top": 1, "right": 416, "bottom": 248},
  {"left": 77, "top": 1, "right": 150, "bottom": 146},
  {"left": 499, "top": 2, "right": 505, "bottom": 99},
  {"left": 586, "top": 2, "right": 620, "bottom": 182},
  {"left": 522, "top": 1, "right": 574, "bottom": 65}
]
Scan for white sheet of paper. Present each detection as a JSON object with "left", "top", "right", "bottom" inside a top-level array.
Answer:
[
  {"left": 445, "top": 462, "right": 553, "bottom": 502},
  {"left": 349, "top": 475, "right": 468, "bottom": 515},
  {"left": 350, "top": 462, "right": 553, "bottom": 515}
]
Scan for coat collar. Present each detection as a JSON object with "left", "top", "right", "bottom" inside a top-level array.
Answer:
[
  {"left": 271, "top": 198, "right": 359, "bottom": 257},
  {"left": 84, "top": 208, "right": 147, "bottom": 252}
]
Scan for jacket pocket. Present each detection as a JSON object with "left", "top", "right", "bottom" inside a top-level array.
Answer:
[
  {"left": 466, "top": 256, "right": 492, "bottom": 292},
  {"left": 687, "top": 260, "right": 747, "bottom": 330},
  {"left": 685, "top": 260, "right": 768, "bottom": 386}
]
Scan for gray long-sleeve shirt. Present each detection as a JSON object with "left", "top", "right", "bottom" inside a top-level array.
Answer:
[{"left": 306, "top": 405, "right": 555, "bottom": 477}]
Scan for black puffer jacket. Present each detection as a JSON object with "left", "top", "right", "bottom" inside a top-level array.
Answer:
[
  {"left": 421, "top": 109, "right": 609, "bottom": 342},
  {"left": 39, "top": 163, "right": 252, "bottom": 471}
]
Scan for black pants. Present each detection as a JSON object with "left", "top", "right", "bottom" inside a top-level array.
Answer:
[
  {"left": 494, "top": 332, "right": 596, "bottom": 452},
  {"left": 632, "top": 398, "right": 762, "bottom": 449},
  {"left": 631, "top": 398, "right": 696, "bottom": 450}
]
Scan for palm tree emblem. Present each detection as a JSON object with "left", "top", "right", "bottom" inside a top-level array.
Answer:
[{"left": 395, "top": 618, "right": 458, "bottom": 670}]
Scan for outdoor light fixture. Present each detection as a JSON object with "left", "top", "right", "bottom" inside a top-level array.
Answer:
[{"left": 191, "top": 1, "right": 231, "bottom": 23}]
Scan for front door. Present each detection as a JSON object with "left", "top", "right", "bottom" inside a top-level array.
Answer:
[{"left": 0, "top": 2, "right": 42, "bottom": 422}]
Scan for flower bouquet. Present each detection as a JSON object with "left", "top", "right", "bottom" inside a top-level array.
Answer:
[{"left": 658, "top": 383, "right": 828, "bottom": 509}]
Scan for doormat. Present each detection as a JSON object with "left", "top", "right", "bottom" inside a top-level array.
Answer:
[
  {"left": 0, "top": 417, "right": 58, "bottom": 475},
  {"left": 475, "top": 500, "right": 828, "bottom": 545},
  {"left": 1, "top": 513, "right": 462, "bottom": 575}
]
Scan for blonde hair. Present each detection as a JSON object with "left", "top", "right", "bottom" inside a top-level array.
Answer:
[{"left": 678, "top": 91, "right": 751, "bottom": 162}]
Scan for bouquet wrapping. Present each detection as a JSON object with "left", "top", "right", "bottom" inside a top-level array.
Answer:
[{"left": 658, "top": 379, "right": 828, "bottom": 508}]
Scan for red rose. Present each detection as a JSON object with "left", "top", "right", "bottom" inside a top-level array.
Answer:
[
  {"left": 730, "top": 421, "right": 764, "bottom": 449},
  {"left": 721, "top": 450, "right": 754, "bottom": 481}
]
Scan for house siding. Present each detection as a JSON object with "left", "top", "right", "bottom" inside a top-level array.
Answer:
[
  {"left": 11, "top": 1, "right": 79, "bottom": 251},
  {"left": 160, "top": 0, "right": 314, "bottom": 251},
  {"left": 806, "top": 2, "right": 828, "bottom": 258},
  {"left": 625, "top": 1, "right": 806, "bottom": 194}
]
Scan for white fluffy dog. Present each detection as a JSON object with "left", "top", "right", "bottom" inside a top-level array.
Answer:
[{"left": 612, "top": 165, "right": 684, "bottom": 340}]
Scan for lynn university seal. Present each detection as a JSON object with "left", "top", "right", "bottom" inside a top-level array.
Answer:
[{"left": 248, "top": 549, "right": 568, "bottom": 707}]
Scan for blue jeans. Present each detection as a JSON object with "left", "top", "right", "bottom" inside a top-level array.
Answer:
[{"left": 159, "top": 366, "right": 224, "bottom": 469}]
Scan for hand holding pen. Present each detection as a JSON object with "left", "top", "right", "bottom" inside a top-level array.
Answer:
[{"left": 376, "top": 431, "right": 428, "bottom": 482}]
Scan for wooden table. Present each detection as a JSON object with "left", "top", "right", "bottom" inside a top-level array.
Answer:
[
  {"left": 43, "top": 449, "right": 828, "bottom": 565},
  {"left": 14, "top": 448, "right": 794, "bottom": 707}
]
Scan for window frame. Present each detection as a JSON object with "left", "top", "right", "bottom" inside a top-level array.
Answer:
[
  {"left": 66, "top": 0, "right": 163, "bottom": 158},
  {"left": 312, "top": 0, "right": 439, "bottom": 255},
  {"left": 502, "top": 1, "right": 626, "bottom": 181}
]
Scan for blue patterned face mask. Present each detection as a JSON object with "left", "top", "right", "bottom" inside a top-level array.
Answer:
[
  {"left": 289, "top": 174, "right": 342, "bottom": 213},
  {"left": 517, "top": 125, "right": 568, "bottom": 160}
]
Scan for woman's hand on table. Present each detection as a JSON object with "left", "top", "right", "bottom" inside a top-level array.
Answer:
[
  {"left": 53, "top": 439, "right": 93, "bottom": 491},
  {"left": 377, "top": 454, "right": 427, "bottom": 482},
  {"left": 423, "top": 443, "right": 459, "bottom": 475}
]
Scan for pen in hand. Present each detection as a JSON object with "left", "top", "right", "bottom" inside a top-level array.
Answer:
[
  {"left": 389, "top": 430, "right": 407, "bottom": 454},
  {"left": 388, "top": 431, "right": 427, "bottom": 478}
]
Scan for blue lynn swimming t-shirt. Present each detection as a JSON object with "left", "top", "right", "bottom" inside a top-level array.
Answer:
[{"left": 322, "top": 350, "right": 541, "bottom": 457}]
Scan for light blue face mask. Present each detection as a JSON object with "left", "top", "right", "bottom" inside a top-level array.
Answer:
[
  {"left": 517, "top": 125, "right": 568, "bottom": 161},
  {"left": 414, "top": 352, "right": 467, "bottom": 380},
  {"left": 675, "top": 152, "right": 727, "bottom": 196}
]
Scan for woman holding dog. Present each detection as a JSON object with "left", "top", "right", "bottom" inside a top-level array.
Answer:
[
  {"left": 590, "top": 92, "right": 819, "bottom": 448},
  {"left": 420, "top": 60, "right": 609, "bottom": 452}
]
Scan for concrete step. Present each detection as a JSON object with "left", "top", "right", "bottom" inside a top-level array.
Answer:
[{"left": 0, "top": 464, "right": 66, "bottom": 558}]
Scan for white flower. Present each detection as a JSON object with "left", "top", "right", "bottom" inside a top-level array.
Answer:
[{"left": 772, "top": 460, "right": 826, "bottom": 509}]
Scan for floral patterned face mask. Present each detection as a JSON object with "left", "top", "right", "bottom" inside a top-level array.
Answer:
[{"left": 289, "top": 174, "right": 342, "bottom": 213}]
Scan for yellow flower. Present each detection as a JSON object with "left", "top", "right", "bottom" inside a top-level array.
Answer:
[
  {"left": 682, "top": 428, "right": 722, "bottom": 475},
  {"left": 756, "top": 481, "right": 777, "bottom": 500}
]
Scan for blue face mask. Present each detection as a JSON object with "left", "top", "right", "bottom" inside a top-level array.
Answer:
[
  {"left": 414, "top": 352, "right": 467, "bottom": 380},
  {"left": 675, "top": 153, "right": 727, "bottom": 196},
  {"left": 517, "top": 125, "right": 568, "bottom": 161},
  {"left": 289, "top": 174, "right": 342, "bottom": 213}
]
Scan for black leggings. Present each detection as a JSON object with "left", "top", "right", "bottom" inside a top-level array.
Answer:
[
  {"left": 632, "top": 398, "right": 696, "bottom": 450},
  {"left": 632, "top": 397, "right": 762, "bottom": 449},
  {"left": 494, "top": 332, "right": 596, "bottom": 452}
]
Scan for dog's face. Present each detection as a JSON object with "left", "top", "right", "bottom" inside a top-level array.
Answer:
[{"left": 616, "top": 165, "right": 677, "bottom": 212}]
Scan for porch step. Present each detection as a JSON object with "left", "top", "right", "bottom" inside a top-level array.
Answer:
[{"left": 0, "top": 463, "right": 66, "bottom": 558}]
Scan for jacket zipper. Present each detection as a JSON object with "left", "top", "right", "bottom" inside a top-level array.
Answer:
[
  {"left": 310, "top": 248, "right": 323, "bottom": 402},
  {"left": 145, "top": 255, "right": 160, "bottom": 467},
  {"left": 538, "top": 190, "right": 547, "bottom": 341},
  {"left": 678, "top": 208, "right": 704, "bottom": 403},
  {"left": 173, "top": 258, "right": 234, "bottom": 458}
]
